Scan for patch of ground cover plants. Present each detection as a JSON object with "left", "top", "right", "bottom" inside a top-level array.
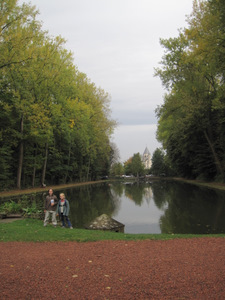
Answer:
[
  {"left": 1, "top": 219, "right": 225, "bottom": 242},
  {"left": 0, "top": 197, "right": 43, "bottom": 219}
]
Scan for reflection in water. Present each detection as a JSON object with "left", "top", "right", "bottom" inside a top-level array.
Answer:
[
  {"left": 61, "top": 181, "right": 225, "bottom": 234},
  {"left": 157, "top": 181, "right": 225, "bottom": 234},
  {"left": 1, "top": 181, "right": 225, "bottom": 234},
  {"left": 123, "top": 183, "right": 152, "bottom": 205},
  {"left": 60, "top": 183, "right": 118, "bottom": 229},
  {"left": 59, "top": 182, "right": 161, "bottom": 233},
  {"left": 112, "top": 182, "right": 161, "bottom": 234}
]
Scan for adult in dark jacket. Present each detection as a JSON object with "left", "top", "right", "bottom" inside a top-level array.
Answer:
[
  {"left": 44, "top": 188, "right": 58, "bottom": 227},
  {"left": 57, "top": 193, "right": 73, "bottom": 229}
]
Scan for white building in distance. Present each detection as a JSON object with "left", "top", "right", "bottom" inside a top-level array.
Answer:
[{"left": 142, "top": 147, "right": 152, "bottom": 169}]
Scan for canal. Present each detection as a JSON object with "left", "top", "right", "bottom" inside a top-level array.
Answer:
[
  {"left": 59, "top": 180, "right": 225, "bottom": 234},
  {"left": 1, "top": 180, "right": 225, "bottom": 234}
]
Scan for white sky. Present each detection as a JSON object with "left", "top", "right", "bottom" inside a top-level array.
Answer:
[{"left": 20, "top": 0, "right": 194, "bottom": 162}]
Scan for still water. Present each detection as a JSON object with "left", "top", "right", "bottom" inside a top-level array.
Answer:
[
  {"left": 57, "top": 180, "right": 225, "bottom": 234},
  {"left": 3, "top": 180, "right": 224, "bottom": 234}
]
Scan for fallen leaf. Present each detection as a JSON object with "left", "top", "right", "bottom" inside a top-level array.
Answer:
[
  {"left": 104, "top": 275, "right": 109, "bottom": 278},
  {"left": 10, "top": 265, "right": 14, "bottom": 268},
  {"left": 72, "top": 275, "right": 78, "bottom": 278},
  {"left": 106, "top": 287, "right": 111, "bottom": 290},
  {"left": 66, "top": 266, "right": 69, "bottom": 270},
  {"left": 88, "top": 260, "right": 92, "bottom": 263}
]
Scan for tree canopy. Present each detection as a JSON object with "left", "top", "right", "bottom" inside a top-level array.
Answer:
[
  {"left": 124, "top": 153, "right": 145, "bottom": 178},
  {"left": 155, "top": 0, "right": 225, "bottom": 181},
  {"left": 0, "top": 0, "right": 116, "bottom": 190}
]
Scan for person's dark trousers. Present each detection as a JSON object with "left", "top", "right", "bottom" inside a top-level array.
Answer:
[{"left": 60, "top": 213, "right": 72, "bottom": 228}]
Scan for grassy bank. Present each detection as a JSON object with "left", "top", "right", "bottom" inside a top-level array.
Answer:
[
  {"left": 0, "top": 180, "right": 107, "bottom": 198},
  {"left": 0, "top": 219, "right": 224, "bottom": 242},
  {"left": 173, "top": 178, "right": 225, "bottom": 191}
]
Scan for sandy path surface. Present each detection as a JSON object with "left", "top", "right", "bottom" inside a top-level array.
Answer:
[{"left": 0, "top": 238, "right": 224, "bottom": 299}]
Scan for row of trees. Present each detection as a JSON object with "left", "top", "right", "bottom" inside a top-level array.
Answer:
[
  {"left": 0, "top": 0, "right": 116, "bottom": 190},
  {"left": 110, "top": 153, "right": 145, "bottom": 178},
  {"left": 110, "top": 149, "right": 171, "bottom": 178},
  {"left": 155, "top": 0, "right": 225, "bottom": 181}
]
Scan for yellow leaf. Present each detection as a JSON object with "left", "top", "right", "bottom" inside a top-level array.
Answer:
[{"left": 72, "top": 275, "right": 78, "bottom": 278}]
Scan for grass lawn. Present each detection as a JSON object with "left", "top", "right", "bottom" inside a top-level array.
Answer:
[{"left": 0, "top": 219, "right": 224, "bottom": 242}]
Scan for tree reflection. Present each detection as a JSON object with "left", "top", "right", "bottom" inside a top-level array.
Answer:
[
  {"left": 123, "top": 182, "right": 152, "bottom": 206},
  {"left": 4, "top": 180, "right": 225, "bottom": 233},
  {"left": 61, "top": 183, "right": 117, "bottom": 228},
  {"left": 153, "top": 181, "right": 225, "bottom": 234}
]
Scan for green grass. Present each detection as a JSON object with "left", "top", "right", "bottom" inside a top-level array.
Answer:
[{"left": 0, "top": 219, "right": 224, "bottom": 242}]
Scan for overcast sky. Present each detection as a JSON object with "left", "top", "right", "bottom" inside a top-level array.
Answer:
[{"left": 20, "top": 0, "right": 194, "bottom": 162}]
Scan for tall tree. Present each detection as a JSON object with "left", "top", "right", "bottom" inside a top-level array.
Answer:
[
  {"left": 124, "top": 153, "right": 145, "bottom": 178},
  {"left": 155, "top": 0, "right": 225, "bottom": 181},
  {"left": 151, "top": 148, "right": 166, "bottom": 176},
  {"left": 0, "top": 0, "right": 117, "bottom": 189}
]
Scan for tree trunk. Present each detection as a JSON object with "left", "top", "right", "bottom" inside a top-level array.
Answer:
[
  {"left": 17, "top": 115, "right": 24, "bottom": 189},
  {"left": 204, "top": 130, "right": 224, "bottom": 180},
  {"left": 86, "top": 157, "right": 91, "bottom": 181},
  {"left": 64, "top": 144, "right": 71, "bottom": 183},
  {"left": 32, "top": 145, "right": 37, "bottom": 187},
  {"left": 41, "top": 142, "right": 48, "bottom": 186}
]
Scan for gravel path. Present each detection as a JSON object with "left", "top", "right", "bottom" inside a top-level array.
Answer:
[{"left": 0, "top": 238, "right": 224, "bottom": 299}]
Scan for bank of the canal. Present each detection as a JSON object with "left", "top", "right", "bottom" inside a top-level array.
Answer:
[
  {"left": 173, "top": 177, "right": 225, "bottom": 191},
  {"left": 0, "top": 180, "right": 107, "bottom": 199},
  {"left": 1, "top": 177, "right": 225, "bottom": 199}
]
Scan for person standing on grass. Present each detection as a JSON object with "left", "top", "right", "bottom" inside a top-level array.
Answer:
[
  {"left": 44, "top": 188, "right": 58, "bottom": 227},
  {"left": 57, "top": 193, "right": 73, "bottom": 229}
]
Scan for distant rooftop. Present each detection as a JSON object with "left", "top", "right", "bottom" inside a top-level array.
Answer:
[{"left": 143, "top": 147, "right": 150, "bottom": 155}]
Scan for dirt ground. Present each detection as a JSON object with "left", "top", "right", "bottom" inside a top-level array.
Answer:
[
  {"left": 0, "top": 238, "right": 224, "bottom": 299},
  {"left": 0, "top": 218, "right": 23, "bottom": 224}
]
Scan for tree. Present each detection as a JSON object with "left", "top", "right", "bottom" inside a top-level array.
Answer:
[
  {"left": 0, "top": 0, "right": 46, "bottom": 188},
  {"left": 124, "top": 153, "right": 145, "bottom": 178},
  {"left": 109, "top": 142, "right": 120, "bottom": 166},
  {"left": 155, "top": 0, "right": 225, "bottom": 181},
  {"left": 110, "top": 162, "right": 124, "bottom": 177},
  {"left": 0, "top": 0, "right": 117, "bottom": 189},
  {"left": 150, "top": 148, "right": 166, "bottom": 176}
]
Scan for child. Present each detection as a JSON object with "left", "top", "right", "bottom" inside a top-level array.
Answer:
[
  {"left": 57, "top": 193, "right": 73, "bottom": 229},
  {"left": 44, "top": 188, "right": 58, "bottom": 227}
]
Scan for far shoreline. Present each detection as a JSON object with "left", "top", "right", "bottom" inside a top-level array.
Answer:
[
  {"left": 0, "top": 180, "right": 107, "bottom": 198},
  {"left": 1, "top": 177, "right": 225, "bottom": 199}
]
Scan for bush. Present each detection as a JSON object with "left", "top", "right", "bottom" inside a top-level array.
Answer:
[
  {"left": 0, "top": 201, "right": 23, "bottom": 214},
  {"left": 0, "top": 198, "right": 42, "bottom": 218}
]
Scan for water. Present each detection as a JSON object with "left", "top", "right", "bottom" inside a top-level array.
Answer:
[
  {"left": 59, "top": 180, "right": 225, "bottom": 234},
  {"left": 2, "top": 180, "right": 225, "bottom": 234}
]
